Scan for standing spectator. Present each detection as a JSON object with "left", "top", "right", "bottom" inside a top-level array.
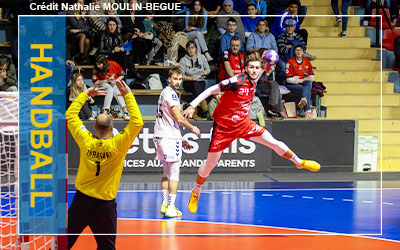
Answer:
[
  {"left": 362, "top": 0, "right": 391, "bottom": 26},
  {"left": 92, "top": 54, "right": 130, "bottom": 120},
  {"left": 68, "top": 73, "right": 95, "bottom": 121},
  {"left": 66, "top": 79, "right": 143, "bottom": 250},
  {"left": 0, "top": 55, "right": 17, "bottom": 91},
  {"left": 220, "top": 18, "right": 244, "bottom": 55},
  {"left": 179, "top": 41, "right": 210, "bottom": 119},
  {"left": 276, "top": 19, "right": 308, "bottom": 83},
  {"left": 242, "top": 3, "right": 264, "bottom": 38},
  {"left": 248, "top": 0, "right": 268, "bottom": 16},
  {"left": 143, "top": 13, "right": 163, "bottom": 65},
  {"left": 246, "top": 19, "right": 277, "bottom": 53},
  {"left": 218, "top": 36, "right": 246, "bottom": 81},
  {"left": 249, "top": 96, "right": 266, "bottom": 127},
  {"left": 184, "top": 0, "right": 214, "bottom": 62},
  {"left": 66, "top": 0, "right": 91, "bottom": 65},
  {"left": 154, "top": 67, "right": 200, "bottom": 218},
  {"left": 331, "top": 0, "right": 352, "bottom": 37},
  {"left": 285, "top": 44, "right": 316, "bottom": 120},
  {"left": 216, "top": 0, "right": 246, "bottom": 41}
]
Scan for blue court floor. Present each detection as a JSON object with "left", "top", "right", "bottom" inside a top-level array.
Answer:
[{"left": 66, "top": 181, "right": 400, "bottom": 242}]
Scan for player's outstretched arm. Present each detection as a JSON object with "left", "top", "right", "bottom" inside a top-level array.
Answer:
[
  {"left": 171, "top": 106, "right": 200, "bottom": 136},
  {"left": 182, "top": 84, "right": 221, "bottom": 119}
]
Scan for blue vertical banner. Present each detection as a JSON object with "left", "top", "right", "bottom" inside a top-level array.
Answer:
[{"left": 19, "top": 16, "right": 66, "bottom": 234}]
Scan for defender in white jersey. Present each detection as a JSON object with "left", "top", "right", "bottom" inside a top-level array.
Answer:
[{"left": 153, "top": 67, "right": 200, "bottom": 217}]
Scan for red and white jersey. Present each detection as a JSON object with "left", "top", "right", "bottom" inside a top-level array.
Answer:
[
  {"left": 153, "top": 86, "right": 181, "bottom": 139},
  {"left": 285, "top": 56, "right": 314, "bottom": 79},
  {"left": 213, "top": 74, "right": 257, "bottom": 128},
  {"left": 218, "top": 50, "right": 246, "bottom": 81}
]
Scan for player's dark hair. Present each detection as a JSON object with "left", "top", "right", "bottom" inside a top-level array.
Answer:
[{"left": 168, "top": 66, "right": 183, "bottom": 77}]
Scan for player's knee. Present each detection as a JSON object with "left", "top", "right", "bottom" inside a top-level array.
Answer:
[{"left": 169, "top": 162, "right": 180, "bottom": 181}]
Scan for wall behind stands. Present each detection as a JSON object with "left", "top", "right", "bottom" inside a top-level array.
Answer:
[{"left": 67, "top": 120, "right": 355, "bottom": 173}]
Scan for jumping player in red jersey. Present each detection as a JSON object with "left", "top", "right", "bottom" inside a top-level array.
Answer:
[{"left": 182, "top": 53, "right": 321, "bottom": 214}]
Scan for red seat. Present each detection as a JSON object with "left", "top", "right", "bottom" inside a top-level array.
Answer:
[
  {"left": 382, "top": 29, "right": 400, "bottom": 51},
  {"left": 370, "top": 8, "right": 395, "bottom": 29}
]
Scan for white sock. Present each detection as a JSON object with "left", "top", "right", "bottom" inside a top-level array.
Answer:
[
  {"left": 290, "top": 154, "right": 302, "bottom": 166},
  {"left": 162, "top": 189, "right": 168, "bottom": 205},
  {"left": 168, "top": 194, "right": 176, "bottom": 208}
]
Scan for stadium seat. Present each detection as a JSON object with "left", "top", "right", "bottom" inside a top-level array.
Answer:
[
  {"left": 370, "top": 8, "right": 395, "bottom": 29},
  {"left": 382, "top": 29, "right": 400, "bottom": 51}
]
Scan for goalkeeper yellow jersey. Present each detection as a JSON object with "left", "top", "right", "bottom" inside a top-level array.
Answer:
[{"left": 66, "top": 92, "right": 143, "bottom": 200}]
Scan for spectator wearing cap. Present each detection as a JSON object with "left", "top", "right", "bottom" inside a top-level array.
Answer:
[
  {"left": 216, "top": 0, "right": 246, "bottom": 41},
  {"left": 242, "top": 3, "right": 264, "bottom": 38},
  {"left": 248, "top": 0, "right": 268, "bottom": 16},
  {"left": 276, "top": 18, "right": 307, "bottom": 83},
  {"left": 220, "top": 18, "right": 244, "bottom": 55},
  {"left": 285, "top": 43, "right": 316, "bottom": 120},
  {"left": 246, "top": 19, "right": 277, "bottom": 54},
  {"left": 270, "top": 0, "right": 311, "bottom": 57}
]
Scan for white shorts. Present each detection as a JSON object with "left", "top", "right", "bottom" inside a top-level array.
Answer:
[{"left": 153, "top": 137, "right": 182, "bottom": 162}]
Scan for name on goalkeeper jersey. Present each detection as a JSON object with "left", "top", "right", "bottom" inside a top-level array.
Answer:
[{"left": 87, "top": 149, "right": 112, "bottom": 160}]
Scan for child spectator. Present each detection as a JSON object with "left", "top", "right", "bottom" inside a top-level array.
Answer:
[
  {"left": 92, "top": 54, "right": 130, "bottom": 120},
  {"left": 220, "top": 18, "right": 244, "bottom": 55},
  {"left": 248, "top": 0, "right": 268, "bottom": 16},
  {"left": 68, "top": 73, "right": 95, "bottom": 121},
  {"left": 216, "top": 0, "right": 246, "bottom": 41},
  {"left": 143, "top": 13, "right": 163, "bottom": 65},
  {"left": 242, "top": 3, "right": 264, "bottom": 38},
  {"left": 0, "top": 55, "right": 17, "bottom": 91},
  {"left": 184, "top": 0, "right": 213, "bottom": 62},
  {"left": 249, "top": 96, "right": 266, "bottom": 127},
  {"left": 179, "top": 41, "right": 210, "bottom": 120},
  {"left": 285, "top": 44, "right": 316, "bottom": 120},
  {"left": 246, "top": 19, "right": 277, "bottom": 53}
]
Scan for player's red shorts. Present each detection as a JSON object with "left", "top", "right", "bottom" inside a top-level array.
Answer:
[{"left": 209, "top": 117, "right": 266, "bottom": 152}]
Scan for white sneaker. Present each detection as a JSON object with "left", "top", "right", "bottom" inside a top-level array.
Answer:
[
  {"left": 335, "top": 17, "right": 342, "bottom": 27},
  {"left": 205, "top": 52, "right": 213, "bottom": 62},
  {"left": 362, "top": 20, "right": 369, "bottom": 27},
  {"left": 165, "top": 206, "right": 182, "bottom": 217},
  {"left": 123, "top": 112, "right": 130, "bottom": 120}
]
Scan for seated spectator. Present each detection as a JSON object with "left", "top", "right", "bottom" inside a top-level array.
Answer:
[
  {"left": 220, "top": 18, "right": 244, "bottom": 55},
  {"left": 92, "top": 54, "right": 130, "bottom": 120},
  {"left": 203, "top": 0, "right": 223, "bottom": 16},
  {"left": 207, "top": 92, "right": 222, "bottom": 119},
  {"left": 232, "top": 0, "right": 248, "bottom": 15},
  {"left": 102, "top": 9, "right": 123, "bottom": 30},
  {"left": 276, "top": 19, "right": 307, "bottom": 83},
  {"left": 285, "top": 44, "right": 316, "bottom": 120},
  {"left": 218, "top": 36, "right": 246, "bottom": 81},
  {"left": 246, "top": 19, "right": 277, "bottom": 54},
  {"left": 184, "top": 0, "right": 213, "bottom": 62},
  {"left": 0, "top": 55, "right": 17, "bottom": 91},
  {"left": 66, "top": 0, "right": 91, "bottom": 65},
  {"left": 270, "top": 0, "right": 312, "bottom": 57},
  {"left": 99, "top": 17, "right": 126, "bottom": 68},
  {"left": 269, "top": 0, "right": 308, "bottom": 26},
  {"left": 120, "top": 0, "right": 150, "bottom": 65},
  {"left": 179, "top": 41, "right": 210, "bottom": 119},
  {"left": 249, "top": 96, "right": 266, "bottom": 127},
  {"left": 242, "top": 3, "right": 264, "bottom": 38},
  {"left": 216, "top": 0, "right": 246, "bottom": 40},
  {"left": 68, "top": 73, "right": 95, "bottom": 121},
  {"left": 257, "top": 48, "right": 284, "bottom": 119},
  {"left": 143, "top": 12, "right": 163, "bottom": 65},
  {"left": 248, "top": 0, "right": 268, "bottom": 16},
  {"left": 88, "top": 0, "right": 105, "bottom": 56},
  {"left": 362, "top": 0, "right": 391, "bottom": 26}
]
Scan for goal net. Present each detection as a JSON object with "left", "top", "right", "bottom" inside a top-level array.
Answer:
[{"left": 0, "top": 92, "right": 54, "bottom": 250}]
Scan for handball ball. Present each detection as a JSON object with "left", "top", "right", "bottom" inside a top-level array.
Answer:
[{"left": 263, "top": 50, "right": 279, "bottom": 66}]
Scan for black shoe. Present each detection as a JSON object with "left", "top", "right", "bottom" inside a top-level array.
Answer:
[{"left": 267, "top": 107, "right": 280, "bottom": 117}]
